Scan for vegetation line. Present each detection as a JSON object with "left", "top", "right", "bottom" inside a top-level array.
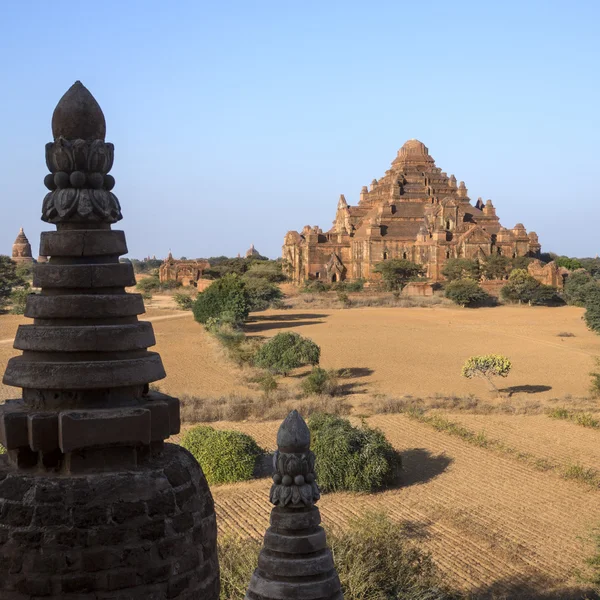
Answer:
[
  {"left": 548, "top": 408, "right": 600, "bottom": 430},
  {"left": 405, "top": 409, "right": 600, "bottom": 490}
]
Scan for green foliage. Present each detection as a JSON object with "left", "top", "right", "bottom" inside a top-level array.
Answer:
[
  {"left": 564, "top": 270, "right": 598, "bottom": 306},
  {"left": 0, "top": 256, "right": 25, "bottom": 310},
  {"left": 441, "top": 258, "right": 480, "bottom": 281},
  {"left": 136, "top": 275, "right": 161, "bottom": 292},
  {"left": 590, "top": 358, "right": 600, "bottom": 398},
  {"left": 308, "top": 413, "right": 401, "bottom": 493},
  {"left": 462, "top": 354, "right": 512, "bottom": 393},
  {"left": 337, "top": 291, "right": 351, "bottom": 307},
  {"left": 585, "top": 528, "right": 600, "bottom": 593},
  {"left": 253, "top": 332, "right": 320, "bottom": 375},
  {"left": 301, "top": 280, "right": 331, "bottom": 293},
  {"left": 373, "top": 259, "right": 425, "bottom": 291},
  {"left": 181, "top": 425, "right": 262, "bottom": 485},
  {"left": 9, "top": 288, "right": 31, "bottom": 315},
  {"left": 254, "top": 372, "right": 278, "bottom": 397},
  {"left": 15, "top": 262, "right": 34, "bottom": 281},
  {"left": 444, "top": 279, "right": 489, "bottom": 307},
  {"left": 0, "top": 444, "right": 5, "bottom": 455},
  {"left": 173, "top": 292, "right": 195, "bottom": 310},
  {"left": 548, "top": 406, "right": 600, "bottom": 429},
  {"left": 579, "top": 257, "right": 600, "bottom": 277},
  {"left": 555, "top": 256, "right": 584, "bottom": 271},
  {"left": 192, "top": 274, "right": 250, "bottom": 326},
  {"left": 500, "top": 269, "right": 562, "bottom": 305},
  {"left": 335, "top": 279, "right": 365, "bottom": 292},
  {"left": 243, "top": 261, "right": 286, "bottom": 282},
  {"left": 584, "top": 286, "right": 600, "bottom": 334},
  {"left": 129, "top": 258, "right": 162, "bottom": 274},
  {"left": 481, "top": 254, "right": 512, "bottom": 280},
  {"left": 301, "top": 368, "right": 341, "bottom": 396},
  {"left": 511, "top": 255, "right": 533, "bottom": 270},
  {"left": 242, "top": 277, "right": 283, "bottom": 312},
  {"left": 217, "top": 512, "right": 456, "bottom": 600}
]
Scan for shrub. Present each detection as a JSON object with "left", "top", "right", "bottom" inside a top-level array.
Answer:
[
  {"left": 308, "top": 414, "right": 401, "bottom": 493},
  {"left": 181, "top": 426, "right": 263, "bottom": 485},
  {"left": 337, "top": 291, "right": 351, "bottom": 307},
  {"left": 173, "top": 292, "right": 195, "bottom": 310},
  {"left": 301, "top": 368, "right": 341, "bottom": 396},
  {"left": 444, "top": 279, "right": 489, "bottom": 307},
  {"left": 301, "top": 281, "right": 331, "bottom": 294},
  {"left": 500, "top": 269, "right": 561, "bottom": 305},
  {"left": 9, "top": 288, "right": 31, "bottom": 315},
  {"left": 254, "top": 372, "right": 278, "bottom": 397},
  {"left": 243, "top": 277, "right": 283, "bottom": 312},
  {"left": 591, "top": 358, "right": 600, "bottom": 398},
  {"left": 462, "top": 354, "right": 512, "bottom": 394},
  {"left": 441, "top": 258, "right": 480, "bottom": 281},
  {"left": 254, "top": 332, "right": 320, "bottom": 375},
  {"left": 584, "top": 286, "right": 600, "bottom": 334},
  {"left": 555, "top": 256, "right": 584, "bottom": 271},
  {"left": 481, "top": 254, "right": 512, "bottom": 280},
  {"left": 193, "top": 274, "right": 250, "bottom": 325},
  {"left": 0, "top": 255, "right": 25, "bottom": 310},
  {"left": 564, "top": 271, "right": 598, "bottom": 306},
  {"left": 243, "top": 262, "right": 286, "bottom": 283},
  {"left": 373, "top": 259, "right": 425, "bottom": 291},
  {"left": 136, "top": 275, "right": 161, "bottom": 292}
]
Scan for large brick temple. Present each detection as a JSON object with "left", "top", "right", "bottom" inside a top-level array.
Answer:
[{"left": 283, "top": 139, "right": 541, "bottom": 284}]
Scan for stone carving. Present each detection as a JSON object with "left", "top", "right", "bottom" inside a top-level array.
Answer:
[
  {"left": 41, "top": 82, "right": 122, "bottom": 224},
  {"left": 283, "top": 139, "right": 542, "bottom": 284},
  {"left": 246, "top": 410, "right": 343, "bottom": 599},
  {"left": 0, "top": 82, "right": 219, "bottom": 599}
]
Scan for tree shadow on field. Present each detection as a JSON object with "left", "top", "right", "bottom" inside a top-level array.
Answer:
[
  {"left": 470, "top": 576, "right": 599, "bottom": 599},
  {"left": 500, "top": 384, "right": 552, "bottom": 396},
  {"left": 398, "top": 448, "right": 453, "bottom": 487},
  {"left": 245, "top": 313, "right": 328, "bottom": 333},
  {"left": 339, "top": 367, "right": 374, "bottom": 378}
]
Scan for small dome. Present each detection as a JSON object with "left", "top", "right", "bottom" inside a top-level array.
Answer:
[{"left": 401, "top": 139, "right": 427, "bottom": 153}]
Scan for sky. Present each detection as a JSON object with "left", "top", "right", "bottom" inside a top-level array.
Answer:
[{"left": 0, "top": 0, "right": 598, "bottom": 260}]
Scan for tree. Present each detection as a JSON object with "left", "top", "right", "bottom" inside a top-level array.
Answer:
[
  {"left": 0, "top": 256, "right": 25, "bottom": 310},
  {"left": 192, "top": 274, "right": 250, "bottom": 325},
  {"left": 444, "top": 279, "right": 490, "bottom": 307},
  {"left": 373, "top": 259, "right": 425, "bottom": 291},
  {"left": 441, "top": 258, "right": 480, "bottom": 281},
  {"left": 555, "top": 256, "right": 584, "bottom": 271},
  {"left": 500, "top": 269, "right": 562, "bottom": 305},
  {"left": 584, "top": 286, "right": 600, "bottom": 335},
  {"left": 242, "top": 277, "right": 283, "bottom": 312},
  {"left": 481, "top": 254, "right": 512, "bottom": 280},
  {"left": 564, "top": 270, "right": 596, "bottom": 306},
  {"left": 253, "top": 332, "right": 320, "bottom": 375},
  {"left": 462, "top": 354, "right": 512, "bottom": 394}
]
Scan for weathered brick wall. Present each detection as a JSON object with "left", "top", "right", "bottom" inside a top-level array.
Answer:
[{"left": 0, "top": 444, "right": 219, "bottom": 599}]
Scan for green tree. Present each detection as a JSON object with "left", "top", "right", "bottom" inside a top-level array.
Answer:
[
  {"left": 564, "top": 271, "right": 596, "bottom": 306},
  {"left": 0, "top": 256, "right": 25, "bottom": 311},
  {"left": 253, "top": 332, "right": 320, "bottom": 375},
  {"left": 555, "top": 256, "right": 584, "bottom": 271},
  {"left": 481, "top": 254, "right": 512, "bottom": 280},
  {"left": 584, "top": 286, "right": 600, "bottom": 335},
  {"left": 500, "top": 269, "right": 561, "bottom": 305},
  {"left": 441, "top": 258, "right": 480, "bottom": 281},
  {"left": 243, "top": 261, "right": 286, "bottom": 283},
  {"left": 193, "top": 274, "right": 250, "bottom": 325},
  {"left": 373, "top": 259, "right": 425, "bottom": 291},
  {"left": 462, "top": 354, "right": 512, "bottom": 394},
  {"left": 444, "top": 279, "right": 489, "bottom": 307},
  {"left": 511, "top": 255, "right": 533, "bottom": 270},
  {"left": 242, "top": 277, "right": 283, "bottom": 311}
]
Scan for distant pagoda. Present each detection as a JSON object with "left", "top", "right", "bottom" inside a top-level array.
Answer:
[{"left": 11, "top": 227, "right": 34, "bottom": 263}]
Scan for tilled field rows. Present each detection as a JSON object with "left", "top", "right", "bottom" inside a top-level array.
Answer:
[{"left": 210, "top": 414, "right": 600, "bottom": 595}]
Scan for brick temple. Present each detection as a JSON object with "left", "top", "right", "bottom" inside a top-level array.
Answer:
[{"left": 283, "top": 139, "right": 541, "bottom": 284}]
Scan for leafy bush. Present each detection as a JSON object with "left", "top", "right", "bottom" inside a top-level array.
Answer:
[
  {"left": 254, "top": 332, "right": 320, "bottom": 375},
  {"left": 584, "top": 286, "right": 600, "bottom": 334},
  {"left": 301, "top": 281, "right": 331, "bottom": 293},
  {"left": 308, "top": 413, "right": 401, "bottom": 492},
  {"left": 9, "top": 288, "right": 31, "bottom": 315},
  {"left": 500, "top": 269, "right": 562, "bottom": 305},
  {"left": 441, "top": 258, "right": 480, "bottom": 281},
  {"left": 243, "top": 277, "right": 283, "bottom": 311},
  {"left": 173, "top": 292, "right": 195, "bottom": 310},
  {"left": 243, "top": 262, "right": 286, "bottom": 282},
  {"left": 136, "top": 275, "right": 162, "bottom": 292},
  {"left": 564, "top": 270, "right": 597, "bottom": 306},
  {"left": 511, "top": 255, "right": 533, "bottom": 270},
  {"left": 0, "top": 256, "right": 25, "bottom": 310},
  {"left": 193, "top": 274, "right": 250, "bottom": 325},
  {"left": 444, "top": 279, "right": 489, "bottom": 307},
  {"left": 301, "top": 368, "right": 341, "bottom": 396},
  {"left": 337, "top": 291, "right": 351, "bottom": 307},
  {"left": 462, "top": 354, "right": 512, "bottom": 394},
  {"left": 555, "top": 256, "right": 584, "bottom": 271},
  {"left": 253, "top": 372, "right": 278, "bottom": 397},
  {"left": 373, "top": 259, "right": 425, "bottom": 291},
  {"left": 181, "top": 426, "right": 263, "bottom": 485},
  {"left": 217, "top": 511, "right": 456, "bottom": 600},
  {"left": 591, "top": 358, "right": 600, "bottom": 398},
  {"left": 481, "top": 254, "right": 511, "bottom": 280}
]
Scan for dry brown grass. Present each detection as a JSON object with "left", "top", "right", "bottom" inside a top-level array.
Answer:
[{"left": 286, "top": 291, "right": 450, "bottom": 310}]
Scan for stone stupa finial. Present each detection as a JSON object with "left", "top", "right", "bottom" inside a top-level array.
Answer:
[{"left": 245, "top": 410, "right": 343, "bottom": 599}]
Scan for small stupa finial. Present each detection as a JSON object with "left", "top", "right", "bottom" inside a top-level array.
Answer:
[{"left": 51, "top": 81, "right": 106, "bottom": 141}]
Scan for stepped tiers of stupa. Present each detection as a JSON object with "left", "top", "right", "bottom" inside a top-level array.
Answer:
[
  {"left": 0, "top": 82, "right": 219, "bottom": 598},
  {"left": 283, "top": 139, "right": 542, "bottom": 284},
  {"left": 12, "top": 228, "right": 34, "bottom": 263}
]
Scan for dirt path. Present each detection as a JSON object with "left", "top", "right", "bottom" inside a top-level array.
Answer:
[{"left": 209, "top": 415, "right": 599, "bottom": 597}]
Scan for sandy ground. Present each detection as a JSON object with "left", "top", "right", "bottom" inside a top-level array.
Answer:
[{"left": 208, "top": 415, "right": 599, "bottom": 598}]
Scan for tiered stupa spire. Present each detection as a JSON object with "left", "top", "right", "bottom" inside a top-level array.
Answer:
[
  {"left": 245, "top": 411, "right": 343, "bottom": 599},
  {"left": 0, "top": 82, "right": 219, "bottom": 599},
  {"left": 11, "top": 227, "right": 33, "bottom": 263}
]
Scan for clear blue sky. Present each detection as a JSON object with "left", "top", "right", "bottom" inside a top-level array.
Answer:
[{"left": 1, "top": 0, "right": 598, "bottom": 259}]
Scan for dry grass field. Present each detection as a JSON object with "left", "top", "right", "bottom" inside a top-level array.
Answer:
[{"left": 1, "top": 301, "right": 599, "bottom": 597}]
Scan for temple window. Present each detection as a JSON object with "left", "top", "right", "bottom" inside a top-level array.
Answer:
[
  {"left": 315, "top": 272, "right": 320, "bottom": 279},
  {"left": 383, "top": 252, "right": 388, "bottom": 260},
  {"left": 402, "top": 251, "right": 407, "bottom": 259}
]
